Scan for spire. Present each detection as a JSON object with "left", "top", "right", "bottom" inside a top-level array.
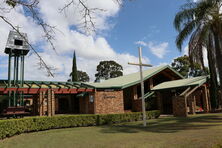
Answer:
[{"left": 72, "top": 50, "right": 78, "bottom": 81}]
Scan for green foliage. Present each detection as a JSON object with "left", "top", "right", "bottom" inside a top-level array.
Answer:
[
  {"left": 145, "top": 96, "right": 157, "bottom": 111},
  {"left": 171, "top": 55, "right": 208, "bottom": 78},
  {"left": 0, "top": 110, "right": 160, "bottom": 139},
  {"left": 77, "top": 70, "right": 90, "bottom": 82},
  {"left": 69, "top": 70, "right": 90, "bottom": 82},
  {"left": 71, "top": 51, "right": 78, "bottom": 81},
  {"left": 6, "top": 0, "right": 17, "bottom": 7},
  {"left": 69, "top": 51, "right": 89, "bottom": 82},
  {"left": 95, "top": 60, "right": 123, "bottom": 82}
]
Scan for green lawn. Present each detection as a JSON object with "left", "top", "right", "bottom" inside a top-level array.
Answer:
[{"left": 1, "top": 113, "right": 222, "bottom": 148}]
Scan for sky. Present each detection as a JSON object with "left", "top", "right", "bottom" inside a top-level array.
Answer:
[{"left": 0, "top": 0, "right": 191, "bottom": 82}]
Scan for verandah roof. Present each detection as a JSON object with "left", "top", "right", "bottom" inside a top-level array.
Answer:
[
  {"left": 151, "top": 76, "right": 208, "bottom": 91},
  {"left": 0, "top": 80, "right": 94, "bottom": 94}
]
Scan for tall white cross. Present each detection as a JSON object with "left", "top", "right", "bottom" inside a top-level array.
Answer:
[{"left": 128, "top": 47, "right": 152, "bottom": 127}]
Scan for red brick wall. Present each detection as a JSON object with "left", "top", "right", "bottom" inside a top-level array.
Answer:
[
  {"left": 172, "top": 96, "right": 188, "bottom": 117},
  {"left": 94, "top": 90, "right": 124, "bottom": 114}
]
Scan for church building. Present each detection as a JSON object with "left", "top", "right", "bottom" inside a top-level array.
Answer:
[{"left": 0, "top": 65, "right": 210, "bottom": 117}]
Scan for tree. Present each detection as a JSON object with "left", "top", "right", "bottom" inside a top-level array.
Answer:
[
  {"left": 174, "top": 0, "right": 222, "bottom": 109},
  {"left": 77, "top": 70, "right": 90, "bottom": 82},
  {"left": 171, "top": 55, "right": 208, "bottom": 78},
  {"left": 95, "top": 60, "right": 123, "bottom": 81},
  {"left": 71, "top": 51, "right": 78, "bottom": 82},
  {"left": 69, "top": 70, "right": 90, "bottom": 82}
]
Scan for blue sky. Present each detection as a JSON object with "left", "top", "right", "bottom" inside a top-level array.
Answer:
[
  {"left": 0, "top": 0, "right": 190, "bottom": 81},
  {"left": 106, "top": 0, "right": 187, "bottom": 65}
]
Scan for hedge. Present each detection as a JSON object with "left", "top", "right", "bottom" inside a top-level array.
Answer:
[{"left": 0, "top": 110, "right": 160, "bottom": 139}]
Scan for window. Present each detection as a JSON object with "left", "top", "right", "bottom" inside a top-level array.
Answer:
[
  {"left": 137, "top": 85, "right": 141, "bottom": 98},
  {"left": 89, "top": 95, "right": 94, "bottom": 103},
  {"left": 14, "top": 39, "right": 23, "bottom": 46}
]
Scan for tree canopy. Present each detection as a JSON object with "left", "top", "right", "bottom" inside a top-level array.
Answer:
[
  {"left": 69, "top": 70, "right": 90, "bottom": 82},
  {"left": 77, "top": 70, "right": 90, "bottom": 82},
  {"left": 171, "top": 55, "right": 208, "bottom": 78},
  {"left": 95, "top": 60, "right": 123, "bottom": 82}
]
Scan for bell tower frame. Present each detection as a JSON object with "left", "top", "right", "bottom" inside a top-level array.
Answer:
[{"left": 5, "top": 30, "right": 30, "bottom": 107}]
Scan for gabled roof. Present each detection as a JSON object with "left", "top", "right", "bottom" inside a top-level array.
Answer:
[
  {"left": 87, "top": 65, "right": 184, "bottom": 89},
  {"left": 151, "top": 76, "right": 208, "bottom": 91}
]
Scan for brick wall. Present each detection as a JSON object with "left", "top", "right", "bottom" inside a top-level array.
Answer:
[
  {"left": 94, "top": 90, "right": 124, "bottom": 114},
  {"left": 187, "top": 94, "right": 196, "bottom": 114},
  {"left": 172, "top": 96, "right": 188, "bottom": 117},
  {"left": 38, "top": 90, "right": 55, "bottom": 116}
]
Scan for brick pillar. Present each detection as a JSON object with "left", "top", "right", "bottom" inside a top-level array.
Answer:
[
  {"left": 188, "top": 95, "right": 196, "bottom": 115},
  {"left": 39, "top": 91, "right": 44, "bottom": 116},
  {"left": 94, "top": 91, "right": 97, "bottom": 114},
  {"left": 47, "top": 90, "right": 52, "bottom": 116},
  {"left": 207, "top": 88, "right": 212, "bottom": 111},
  {"left": 202, "top": 85, "right": 210, "bottom": 112},
  {"left": 51, "top": 90, "right": 55, "bottom": 116},
  {"left": 172, "top": 96, "right": 188, "bottom": 117}
]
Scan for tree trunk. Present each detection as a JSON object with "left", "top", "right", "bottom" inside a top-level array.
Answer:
[
  {"left": 212, "top": 30, "right": 222, "bottom": 109},
  {"left": 207, "top": 35, "right": 219, "bottom": 109}
]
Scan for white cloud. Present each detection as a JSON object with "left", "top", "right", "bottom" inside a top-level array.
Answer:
[
  {"left": 38, "top": 0, "right": 120, "bottom": 33},
  {"left": 148, "top": 42, "right": 169, "bottom": 58},
  {"left": 0, "top": 0, "right": 150, "bottom": 81},
  {"left": 135, "top": 41, "right": 147, "bottom": 47}
]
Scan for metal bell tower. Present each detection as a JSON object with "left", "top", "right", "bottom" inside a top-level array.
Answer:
[{"left": 4, "top": 30, "right": 30, "bottom": 107}]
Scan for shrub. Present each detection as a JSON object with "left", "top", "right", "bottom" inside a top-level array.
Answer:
[{"left": 0, "top": 110, "right": 160, "bottom": 139}]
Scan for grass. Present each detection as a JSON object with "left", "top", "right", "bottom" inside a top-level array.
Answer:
[{"left": 1, "top": 113, "right": 222, "bottom": 148}]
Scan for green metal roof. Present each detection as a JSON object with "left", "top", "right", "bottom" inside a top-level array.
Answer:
[
  {"left": 151, "top": 76, "right": 208, "bottom": 91},
  {"left": 86, "top": 65, "right": 184, "bottom": 89}
]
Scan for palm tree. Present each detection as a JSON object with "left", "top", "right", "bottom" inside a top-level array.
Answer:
[
  {"left": 188, "top": 25, "right": 219, "bottom": 108},
  {"left": 174, "top": 0, "right": 222, "bottom": 109}
]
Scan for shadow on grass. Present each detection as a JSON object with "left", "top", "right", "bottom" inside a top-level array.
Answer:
[{"left": 99, "top": 114, "right": 222, "bottom": 134}]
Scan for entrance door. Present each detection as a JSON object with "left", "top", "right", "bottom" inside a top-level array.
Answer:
[
  {"left": 162, "top": 92, "right": 173, "bottom": 114},
  {"left": 58, "top": 98, "right": 69, "bottom": 114}
]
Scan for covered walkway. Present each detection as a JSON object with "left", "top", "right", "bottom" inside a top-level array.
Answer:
[{"left": 152, "top": 76, "right": 210, "bottom": 117}]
